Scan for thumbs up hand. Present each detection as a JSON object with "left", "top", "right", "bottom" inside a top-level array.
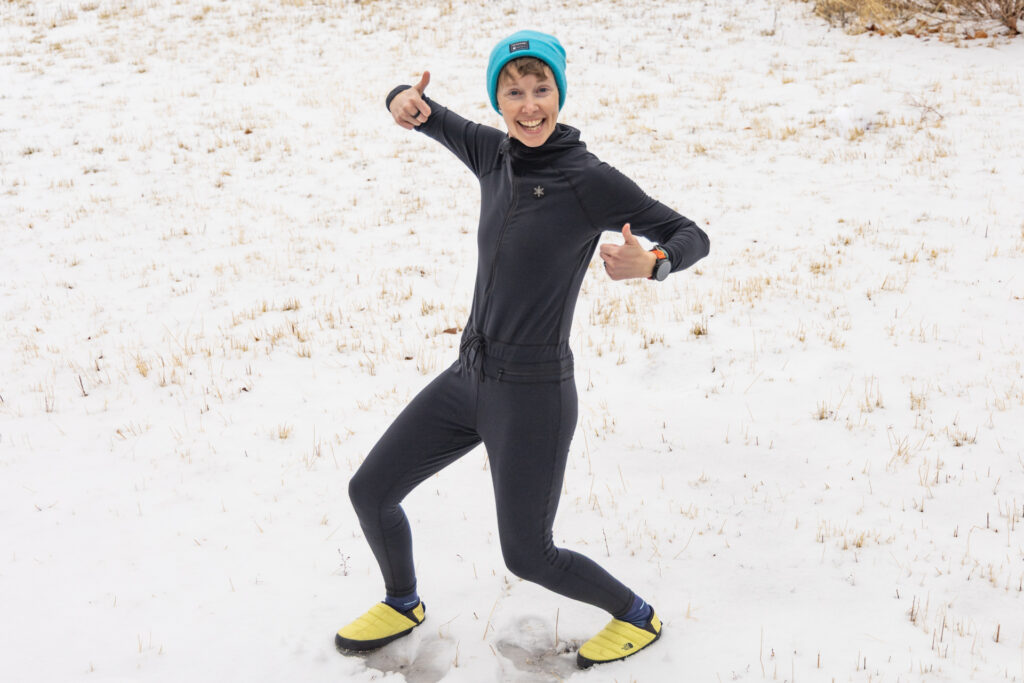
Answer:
[
  {"left": 599, "top": 224, "right": 657, "bottom": 281},
  {"left": 390, "top": 71, "right": 432, "bottom": 130}
]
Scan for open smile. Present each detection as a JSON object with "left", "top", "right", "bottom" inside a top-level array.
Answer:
[{"left": 518, "top": 118, "right": 546, "bottom": 132}]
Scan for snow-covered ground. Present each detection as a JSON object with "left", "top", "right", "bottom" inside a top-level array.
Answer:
[{"left": 2, "top": 1, "right": 1023, "bottom": 681}]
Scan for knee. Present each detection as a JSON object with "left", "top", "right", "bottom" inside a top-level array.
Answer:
[
  {"left": 503, "top": 552, "right": 541, "bottom": 583},
  {"left": 348, "top": 468, "right": 378, "bottom": 518},
  {"left": 501, "top": 544, "right": 557, "bottom": 584}
]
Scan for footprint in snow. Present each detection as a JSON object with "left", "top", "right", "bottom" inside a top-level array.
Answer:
[
  {"left": 494, "top": 615, "right": 580, "bottom": 681},
  {"left": 359, "top": 631, "right": 454, "bottom": 683}
]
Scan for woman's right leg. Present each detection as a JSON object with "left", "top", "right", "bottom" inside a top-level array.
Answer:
[{"left": 348, "top": 362, "right": 481, "bottom": 598}]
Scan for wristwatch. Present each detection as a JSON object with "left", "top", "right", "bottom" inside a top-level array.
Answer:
[{"left": 649, "top": 246, "right": 670, "bottom": 281}]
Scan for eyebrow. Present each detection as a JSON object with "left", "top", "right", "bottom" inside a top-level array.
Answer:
[{"left": 501, "top": 75, "right": 551, "bottom": 88}]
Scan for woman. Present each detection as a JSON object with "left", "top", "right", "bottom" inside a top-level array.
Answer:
[{"left": 336, "top": 30, "right": 710, "bottom": 669}]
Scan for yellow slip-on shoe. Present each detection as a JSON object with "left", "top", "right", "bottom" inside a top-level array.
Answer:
[
  {"left": 576, "top": 612, "right": 662, "bottom": 669},
  {"left": 335, "top": 601, "right": 426, "bottom": 653}
]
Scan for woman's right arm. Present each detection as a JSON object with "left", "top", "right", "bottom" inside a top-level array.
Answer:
[{"left": 386, "top": 71, "right": 504, "bottom": 179}]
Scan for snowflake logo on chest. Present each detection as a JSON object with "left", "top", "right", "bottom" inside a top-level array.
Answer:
[{"left": 532, "top": 185, "right": 545, "bottom": 198}]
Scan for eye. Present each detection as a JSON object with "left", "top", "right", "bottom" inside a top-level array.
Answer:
[{"left": 506, "top": 89, "right": 521, "bottom": 97}]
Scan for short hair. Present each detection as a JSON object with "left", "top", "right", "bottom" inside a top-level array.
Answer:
[{"left": 498, "top": 57, "right": 552, "bottom": 85}]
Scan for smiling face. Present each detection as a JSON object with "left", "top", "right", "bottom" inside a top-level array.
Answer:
[{"left": 496, "top": 60, "right": 560, "bottom": 147}]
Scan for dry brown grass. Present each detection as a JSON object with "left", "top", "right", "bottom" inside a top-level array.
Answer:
[
  {"left": 972, "top": 0, "right": 1024, "bottom": 32},
  {"left": 803, "top": 0, "right": 1023, "bottom": 34},
  {"left": 806, "top": 0, "right": 902, "bottom": 28}
]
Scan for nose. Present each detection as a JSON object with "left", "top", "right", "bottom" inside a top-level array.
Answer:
[{"left": 521, "top": 94, "right": 540, "bottom": 113}]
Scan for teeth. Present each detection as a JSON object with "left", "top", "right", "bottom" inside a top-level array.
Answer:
[{"left": 519, "top": 119, "right": 543, "bottom": 129}]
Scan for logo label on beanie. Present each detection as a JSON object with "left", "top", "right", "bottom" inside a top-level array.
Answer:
[{"left": 509, "top": 40, "right": 530, "bottom": 53}]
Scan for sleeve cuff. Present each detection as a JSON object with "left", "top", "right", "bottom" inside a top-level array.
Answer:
[{"left": 385, "top": 84, "right": 412, "bottom": 111}]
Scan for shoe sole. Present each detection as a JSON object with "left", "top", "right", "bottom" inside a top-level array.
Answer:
[
  {"left": 576, "top": 623, "right": 662, "bottom": 669},
  {"left": 335, "top": 625, "right": 417, "bottom": 653},
  {"left": 335, "top": 605, "right": 427, "bottom": 654}
]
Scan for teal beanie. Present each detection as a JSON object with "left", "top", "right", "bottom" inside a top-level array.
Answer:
[{"left": 486, "top": 30, "right": 567, "bottom": 114}]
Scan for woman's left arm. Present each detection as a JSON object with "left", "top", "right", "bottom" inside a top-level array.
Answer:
[{"left": 586, "top": 163, "right": 710, "bottom": 279}]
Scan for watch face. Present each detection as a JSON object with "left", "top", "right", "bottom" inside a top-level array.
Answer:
[{"left": 654, "top": 259, "right": 671, "bottom": 281}]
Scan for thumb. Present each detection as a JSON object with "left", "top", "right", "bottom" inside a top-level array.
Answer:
[
  {"left": 621, "top": 223, "right": 639, "bottom": 245},
  {"left": 414, "top": 71, "right": 430, "bottom": 95}
]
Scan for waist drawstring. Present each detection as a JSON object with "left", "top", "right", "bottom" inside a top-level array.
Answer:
[{"left": 459, "top": 329, "right": 486, "bottom": 378}]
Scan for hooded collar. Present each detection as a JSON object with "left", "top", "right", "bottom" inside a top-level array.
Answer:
[{"left": 502, "top": 124, "right": 585, "bottom": 164}]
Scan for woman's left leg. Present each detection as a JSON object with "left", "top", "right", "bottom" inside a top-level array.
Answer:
[
  {"left": 479, "top": 374, "right": 663, "bottom": 669},
  {"left": 478, "top": 375, "right": 634, "bottom": 617}
]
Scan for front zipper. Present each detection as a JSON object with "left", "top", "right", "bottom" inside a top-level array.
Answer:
[
  {"left": 480, "top": 157, "right": 520, "bottom": 319},
  {"left": 462, "top": 152, "right": 518, "bottom": 381}
]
